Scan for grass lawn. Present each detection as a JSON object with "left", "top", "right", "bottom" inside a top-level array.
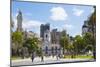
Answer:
[
  {"left": 76, "top": 55, "right": 93, "bottom": 59},
  {"left": 11, "top": 56, "right": 23, "bottom": 60},
  {"left": 63, "top": 55, "right": 93, "bottom": 59}
]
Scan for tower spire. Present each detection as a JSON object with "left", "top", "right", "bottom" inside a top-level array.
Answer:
[{"left": 17, "top": 9, "right": 23, "bottom": 32}]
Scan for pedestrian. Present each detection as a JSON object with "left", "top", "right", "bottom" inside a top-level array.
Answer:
[
  {"left": 41, "top": 52, "right": 44, "bottom": 62},
  {"left": 58, "top": 52, "right": 60, "bottom": 58},
  {"left": 56, "top": 53, "right": 59, "bottom": 60},
  {"left": 31, "top": 52, "right": 34, "bottom": 62}
]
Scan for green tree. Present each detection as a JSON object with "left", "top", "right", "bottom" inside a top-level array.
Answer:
[
  {"left": 60, "top": 30, "right": 69, "bottom": 55},
  {"left": 60, "top": 36, "right": 69, "bottom": 49},
  {"left": 24, "top": 36, "right": 39, "bottom": 54},
  {"left": 68, "top": 44, "right": 74, "bottom": 52},
  {"left": 73, "top": 35, "right": 85, "bottom": 54},
  {"left": 12, "top": 31, "right": 23, "bottom": 56},
  {"left": 83, "top": 32, "right": 95, "bottom": 51},
  {"left": 87, "top": 6, "right": 96, "bottom": 52},
  {"left": 68, "top": 36, "right": 74, "bottom": 52}
]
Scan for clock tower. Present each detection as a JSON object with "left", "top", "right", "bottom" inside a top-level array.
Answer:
[{"left": 17, "top": 10, "right": 23, "bottom": 32}]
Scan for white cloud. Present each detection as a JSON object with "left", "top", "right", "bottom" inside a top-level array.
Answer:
[
  {"left": 50, "top": 7, "right": 68, "bottom": 21},
  {"left": 13, "top": 18, "right": 43, "bottom": 31},
  {"left": 73, "top": 31, "right": 82, "bottom": 37},
  {"left": 73, "top": 8, "right": 84, "bottom": 16},
  {"left": 22, "top": 20, "right": 42, "bottom": 29},
  {"left": 63, "top": 24, "right": 74, "bottom": 29},
  {"left": 22, "top": 20, "right": 44, "bottom": 36},
  {"left": 13, "top": 18, "right": 43, "bottom": 35}
]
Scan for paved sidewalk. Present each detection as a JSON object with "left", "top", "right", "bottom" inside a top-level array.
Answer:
[{"left": 11, "top": 56, "right": 95, "bottom": 66}]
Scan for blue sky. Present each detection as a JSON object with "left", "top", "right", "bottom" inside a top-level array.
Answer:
[{"left": 12, "top": 1, "right": 94, "bottom": 37}]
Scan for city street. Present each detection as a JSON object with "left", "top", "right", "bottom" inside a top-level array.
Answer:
[{"left": 11, "top": 56, "right": 95, "bottom": 66}]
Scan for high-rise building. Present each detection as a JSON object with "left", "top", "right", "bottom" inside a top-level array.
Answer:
[
  {"left": 40, "top": 24, "right": 44, "bottom": 38},
  {"left": 40, "top": 23, "right": 50, "bottom": 40},
  {"left": 17, "top": 10, "right": 23, "bottom": 32}
]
